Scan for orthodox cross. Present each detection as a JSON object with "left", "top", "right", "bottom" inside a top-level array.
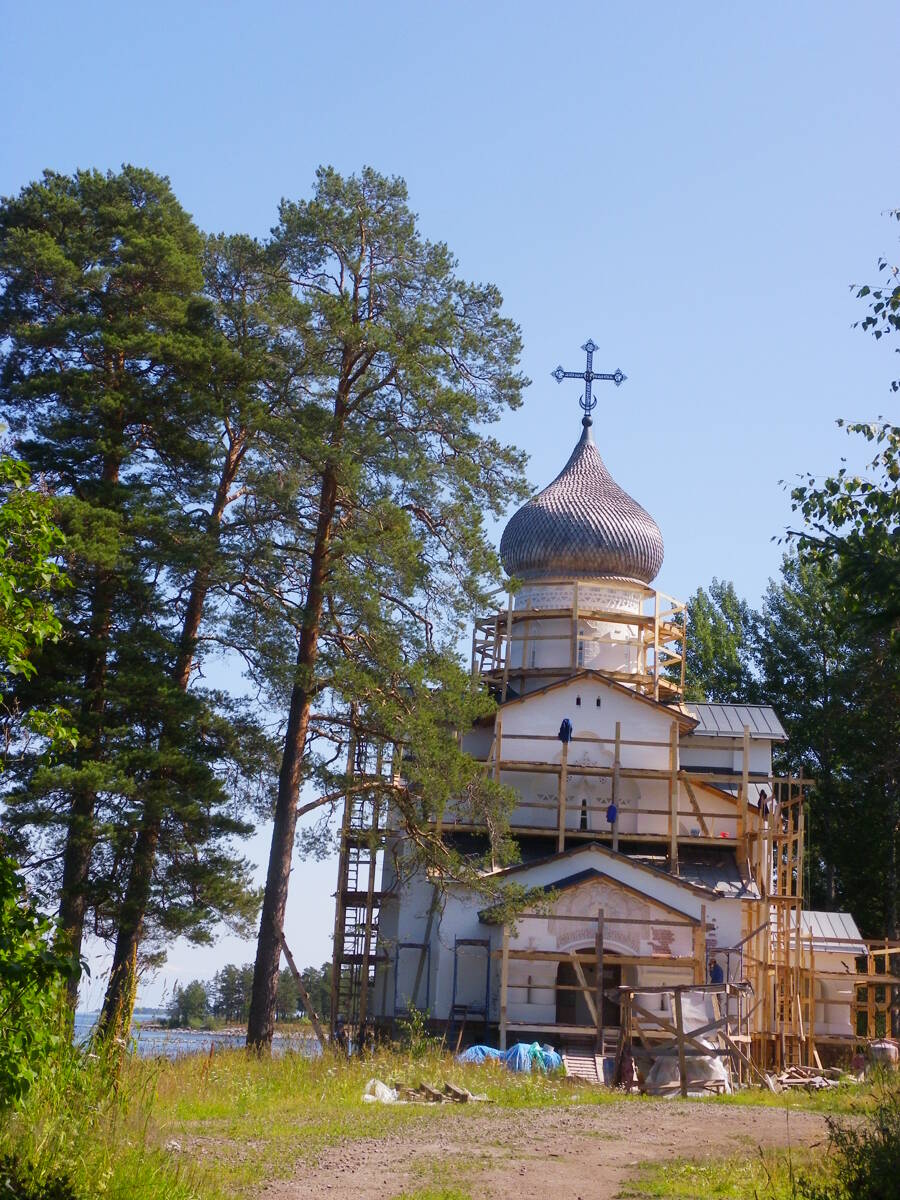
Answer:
[{"left": 551, "top": 338, "right": 626, "bottom": 421}]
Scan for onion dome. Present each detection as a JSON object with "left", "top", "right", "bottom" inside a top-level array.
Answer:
[{"left": 500, "top": 418, "right": 664, "bottom": 583}]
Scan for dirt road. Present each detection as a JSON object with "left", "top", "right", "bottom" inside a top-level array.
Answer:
[{"left": 262, "top": 1099, "right": 829, "bottom": 1200}]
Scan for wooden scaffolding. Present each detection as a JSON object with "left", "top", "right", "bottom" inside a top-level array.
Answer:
[
  {"left": 329, "top": 578, "right": 897, "bottom": 1069},
  {"left": 470, "top": 581, "right": 686, "bottom": 703}
]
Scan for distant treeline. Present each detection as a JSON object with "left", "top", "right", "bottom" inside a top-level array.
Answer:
[{"left": 167, "top": 961, "right": 331, "bottom": 1028}]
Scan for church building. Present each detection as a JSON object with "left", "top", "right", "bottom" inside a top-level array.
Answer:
[{"left": 331, "top": 341, "right": 889, "bottom": 1078}]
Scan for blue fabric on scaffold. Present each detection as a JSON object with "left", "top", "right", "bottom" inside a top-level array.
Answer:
[{"left": 458, "top": 1042, "right": 562, "bottom": 1072}]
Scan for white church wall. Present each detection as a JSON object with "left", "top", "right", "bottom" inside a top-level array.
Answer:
[
  {"left": 460, "top": 726, "right": 493, "bottom": 760},
  {"left": 679, "top": 741, "right": 774, "bottom": 777},
  {"left": 814, "top": 951, "right": 861, "bottom": 1037},
  {"left": 428, "top": 887, "right": 501, "bottom": 1022},
  {"left": 510, "top": 581, "right": 644, "bottom": 676},
  {"left": 376, "top": 855, "right": 753, "bottom": 1025},
  {"left": 499, "top": 677, "right": 674, "bottom": 772}
]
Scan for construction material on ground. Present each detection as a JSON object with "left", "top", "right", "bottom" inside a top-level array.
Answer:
[
  {"left": 561, "top": 1048, "right": 606, "bottom": 1085},
  {"left": 458, "top": 1041, "right": 562, "bottom": 1072},
  {"left": 365, "top": 1079, "right": 489, "bottom": 1104},
  {"left": 362, "top": 1078, "right": 401, "bottom": 1104},
  {"left": 868, "top": 1039, "right": 899, "bottom": 1068}
]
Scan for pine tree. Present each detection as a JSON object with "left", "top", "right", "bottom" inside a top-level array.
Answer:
[
  {"left": 0, "top": 170, "right": 266, "bottom": 1012},
  {"left": 96, "top": 233, "right": 295, "bottom": 1038},
  {"left": 243, "top": 167, "right": 529, "bottom": 1049},
  {"left": 0, "top": 167, "right": 212, "bottom": 1000}
]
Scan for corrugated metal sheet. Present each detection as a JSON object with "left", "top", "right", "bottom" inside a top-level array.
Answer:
[
  {"left": 792, "top": 910, "right": 866, "bottom": 956},
  {"left": 681, "top": 702, "right": 788, "bottom": 741}
]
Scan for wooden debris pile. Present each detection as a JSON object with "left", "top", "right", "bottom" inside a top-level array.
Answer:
[
  {"left": 767, "top": 1065, "right": 847, "bottom": 1093},
  {"left": 363, "top": 1078, "right": 492, "bottom": 1104},
  {"left": 397, "top": 1081, "right": 491, "bottom": 1103}
]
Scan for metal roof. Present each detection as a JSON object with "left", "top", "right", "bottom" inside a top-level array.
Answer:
[
  {"left": 792, "top": 910, "right": 866, "bottom": 956},
  {"left": 499, "top": 421, "right": 664, "bottom": 583},
  {"left": 681, "top": 702, "right": 788, "bottom": 741},
  {"left": 672, "top": 850, "right": 760, "bottom": 900}
]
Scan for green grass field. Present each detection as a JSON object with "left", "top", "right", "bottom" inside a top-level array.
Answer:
[{"left": 1, "top": 1046, "right": 879, "bottom": 1200}]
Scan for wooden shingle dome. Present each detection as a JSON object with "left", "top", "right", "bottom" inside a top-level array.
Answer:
[{"left": 499, "top": 419, "right": 664, "bottom": 583}]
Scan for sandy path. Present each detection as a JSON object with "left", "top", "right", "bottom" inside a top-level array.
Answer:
[{"left": 262, "top": 1100, "right": 829, "bottom": 1200}]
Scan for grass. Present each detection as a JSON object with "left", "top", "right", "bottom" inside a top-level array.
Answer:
[
  {"left": 619, "top": 1148, "right": 829, "bottom": 1199},
  {"left": 2, "top": 1043, "right": 888, "bottom": 1200},
  {"left": 703, "top": 1079, "right": 879, "bottom": 1114},
  {"left": 0, "top": 1044, "right": 602, "bottom": 1199}
]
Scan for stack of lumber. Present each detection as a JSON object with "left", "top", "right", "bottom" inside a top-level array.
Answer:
[
  {"left": 394, "top": 1081, "right": 490, "bottom": 1103},
  {"left": 769, "top": 1065, "right": 845, "bottom": 1092}
]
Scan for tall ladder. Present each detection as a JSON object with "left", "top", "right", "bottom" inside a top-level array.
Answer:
[
  {"left": 331, "top": 732, "right": 388, "bottom": 1042},
  {"left": 769, "top": 781, "right": 804, "bottom": 1069}
]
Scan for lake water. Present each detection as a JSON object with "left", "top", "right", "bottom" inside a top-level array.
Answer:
[{"left": 74, "top": 1011, "right": 321, "bottom": 1059}]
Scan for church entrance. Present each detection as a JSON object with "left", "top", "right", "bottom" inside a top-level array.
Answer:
[{"left": 555, "top": 957, "right": 621, "bottom": 1028}]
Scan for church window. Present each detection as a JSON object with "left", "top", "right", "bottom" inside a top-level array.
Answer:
[
  {"left": 575, "top": 695, "right": 581, "bottom": 706},
  {"left": 596, "top": 697, "right": 601, "bottom": 708},
  {"left": 580, "top": 795, "right": 589, "bottom": 831}
]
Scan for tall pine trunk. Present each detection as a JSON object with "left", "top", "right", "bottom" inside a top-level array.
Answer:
[
  {"left": 246, "top": 462, "right": 339, "bottom": 1050},
  {"left": 98, "top": 446, "right": 242, "bottom": 1038},
  {"left": 58, "top": 451, "right": 119, "bottom": 1008}
]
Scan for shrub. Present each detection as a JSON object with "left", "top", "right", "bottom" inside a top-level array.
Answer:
[
  {"left": 0, "top": 854, "right": 77, "bottom": 1107},
  {"left": 800, "top": 1078, "right": 900, "bottom": 1200},
  {"left": 0, "top": 1152, "right": 80, "bottom": 1200}
]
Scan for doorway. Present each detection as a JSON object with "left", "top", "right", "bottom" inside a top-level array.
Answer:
[{"left": 556, "top": 957, "right": 621, "bottom": 1027}]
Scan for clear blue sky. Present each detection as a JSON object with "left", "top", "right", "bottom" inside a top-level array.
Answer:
[{"left": 3, "top": 2, "right": 898, "bottom": 1007}]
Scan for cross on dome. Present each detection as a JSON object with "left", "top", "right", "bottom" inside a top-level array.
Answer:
[{"left": 551, "top": 338, "right": 626, "bottom": 424}]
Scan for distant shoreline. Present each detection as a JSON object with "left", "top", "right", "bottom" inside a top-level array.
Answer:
[{"left": 134, "top": 1023, "right": 317, "bottom": 1038}]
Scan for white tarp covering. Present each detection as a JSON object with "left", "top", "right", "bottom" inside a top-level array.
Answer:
[{"left": 640, "top": 990, "right": 732, "bottom": 1097}]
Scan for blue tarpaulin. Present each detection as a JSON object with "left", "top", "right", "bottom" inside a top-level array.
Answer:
[{"left": 458, "top": 1041, "right": 562, "bottom": 1072}]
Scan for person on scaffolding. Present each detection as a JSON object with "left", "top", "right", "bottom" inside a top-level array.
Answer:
[{"left": 708, "top": 956, "right": 725, "bottom": 985}]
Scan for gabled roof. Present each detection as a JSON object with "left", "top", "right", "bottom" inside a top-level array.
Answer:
[
  {"left": 479, "top": 865, "right": 700, "bottom": 925},
  {"left": 680, "top": 702, "right": 787, "bottom": 741},
  {"left": 488, "top": 838, "right": 716, "bottom": 900},
  {"left": 792, "top": 911, "right": 866, "bottom": 956},
  {"left": 500, "top": 669, "right": 698, "bottom": 729}
]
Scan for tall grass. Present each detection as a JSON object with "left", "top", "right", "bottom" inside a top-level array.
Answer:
[
  {"left": 0, "top": 1042, "right": 603, "bottom": 1199},
  {"left": 0, "top": 1037, "right": 207, "bottom": 1199},
  {"left": 4, "top": 1040, "right": 892, "bottom": 1200}
]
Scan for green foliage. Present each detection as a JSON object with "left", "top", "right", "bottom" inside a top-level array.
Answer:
[
  {"left": 788, "top": 419, "right": 900, "bottom": 651},
  {"left": 298, "top": 960, "right": 332, "bottom": 1018},
  {"left": 210, "top": 962, "right": 255, "bottom": 1022},
  {"left": 0, "top": 854, "right": 76, "bottom": 1107},
  {"left": 244, "top": 165, "right": 530, "bottom": 1040},
  {"left": 0, "top": 1153, "right": 80, "bottom": 1200},
  {"left": 679, "top": 577, "right": 758, "bottom": 702},
  {"left": 167, "top": 979, "right": 209, "bottom": 1028},
  {"left": 799, "top": 1080, "right": 900, "bottom": 1200},
  {"left": 0, "top": 168, "right": 275, "bottom": 1020},
  {"left": 0, "top": 1036, "right": 202, "bottom": 1200},
  {"left": 0, "top": 457, "right": 65, "bottom": 682},
  {"left": 275, "top": 966, "right": 299, "bottom": 1020},
  {"left": 0, "top": 455, "right": 74, "bottom": 769},
  {"left": 396, "top": 1005, "right": 440, "bottom": 1059},
  {"left": 675, "top": 554, "right": 900, "bottom": 932}
]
